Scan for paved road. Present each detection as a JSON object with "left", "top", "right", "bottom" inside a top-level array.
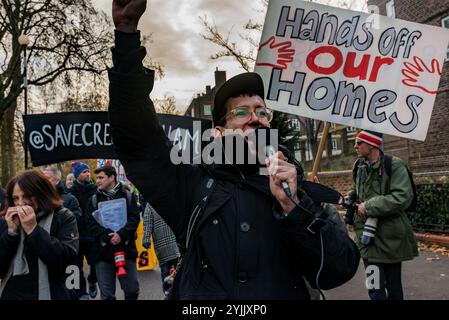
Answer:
[
  {"left": 85, "top": 250, "right": 449, "bottom": 300},
  {"left": 325, "top": 250, "right": 449, "bottom": 300}
]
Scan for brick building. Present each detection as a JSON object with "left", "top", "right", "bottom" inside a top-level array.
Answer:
[{"left": 184, "top": 68, "right": 226, "bottom": 120}]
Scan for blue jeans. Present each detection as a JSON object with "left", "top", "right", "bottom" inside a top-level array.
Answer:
[{"left": 96, "top": 260, "right": 140, "bottom": 300}]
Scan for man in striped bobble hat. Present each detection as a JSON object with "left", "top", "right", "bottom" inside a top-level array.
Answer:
[
  {"left": 356, "top": 130, "right": 383, "bottom": 149},
  {"left": 346, "top": 129, "right": 418, "bottom": 300}
]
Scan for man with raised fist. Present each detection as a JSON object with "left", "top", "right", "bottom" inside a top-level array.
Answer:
[{"left": 108, "top": 0, "right": 360, "bottom": 300}]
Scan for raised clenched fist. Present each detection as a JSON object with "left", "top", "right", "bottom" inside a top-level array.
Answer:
[{"left": 112, "top": 0, "right": 147, "bottom": 33}]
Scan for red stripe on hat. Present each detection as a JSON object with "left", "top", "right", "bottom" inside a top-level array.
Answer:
[{"left": 357, "top": 132, "right": 382, "bottom": 147}]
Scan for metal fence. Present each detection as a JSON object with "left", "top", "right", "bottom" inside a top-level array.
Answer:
[{"left": 410, "top": 183, "right": 449, "bottom": 234}]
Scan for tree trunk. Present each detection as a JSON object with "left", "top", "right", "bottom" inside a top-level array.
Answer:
[{"left": 1, "top": 104, "right": 17, "bottom": 186}]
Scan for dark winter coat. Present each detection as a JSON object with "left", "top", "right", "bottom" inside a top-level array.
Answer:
[
  {"left": 85, "top": 184, "right": 140, "bottom": 264},
  {"left": 108, "top": 30, "right": 360, "bottom": 300},
  {"left": 349, "top": 156, "right": 418, "bottom": 263},
  {"left": 0, "top": 208, "right": 79, "bottom": 300},
  {"left": 0, "top": 187, "right": 5, "bottom": 211},
  {"left": 56, "top": 181, "right": 82, "bottom": 221},
  {"left": 68, "top": 180, "right": 96, "bottom": 238}
]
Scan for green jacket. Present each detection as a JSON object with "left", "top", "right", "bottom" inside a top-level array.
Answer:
[{"left": 349, "top": 155, "right": 418, "bottom": 263}]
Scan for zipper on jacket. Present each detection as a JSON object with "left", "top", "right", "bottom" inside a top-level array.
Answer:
[{"left": 186, "top": 195, "right": 208, "bottom": 249}]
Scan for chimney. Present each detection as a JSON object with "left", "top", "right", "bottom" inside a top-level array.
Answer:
[{"left": 214, "top": 67, "right": 226, "bottom": 89}]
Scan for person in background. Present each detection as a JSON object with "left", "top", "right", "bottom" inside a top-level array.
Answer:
[
  {"left": 347, "top": 130, "right": 418, "bottom": 300},
  {"left": 85, "top": 166, "right": 140, "bottom": 300},
  {"left": 42, "top": 167, "right": 82, "bottom": 222},
  {"left": 65, "top": 173, "right": 75, "bottom": 189},
  {"left": 142, "top": 201, "right": 180, "bottom": 297},
  {"left": 68, "top": 161, "right": 98, "bottom": 300},
  {"left": 0, "top": 170, "right": 79, "bottom": 300}
]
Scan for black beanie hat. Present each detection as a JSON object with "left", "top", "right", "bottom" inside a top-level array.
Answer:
[{"left": 212, "top": 72, "right": 265, "bottom": 127}]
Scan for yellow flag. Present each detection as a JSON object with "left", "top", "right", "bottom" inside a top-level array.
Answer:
[{"left": 135, "top": 220, "right": 158, "bottom": 271}]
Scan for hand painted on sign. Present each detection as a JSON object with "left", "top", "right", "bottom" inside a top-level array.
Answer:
[
  {"left": 256, "top": 36, "right": 295, "bottom": 69},
  {"left": 401, "top": 56, "right": 441, "bottom": 95}
]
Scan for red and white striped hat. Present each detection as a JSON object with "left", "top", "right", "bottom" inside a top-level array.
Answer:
[{"left": 356, "top": 130, "right": 383, "bottom": 149}]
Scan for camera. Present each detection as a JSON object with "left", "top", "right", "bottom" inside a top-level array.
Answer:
[
  {"left": 341, "top": 196, "right": 357, "bottom": 226},
  {"left": 341, "top": 195, "right": 378, "bottom": 245}
]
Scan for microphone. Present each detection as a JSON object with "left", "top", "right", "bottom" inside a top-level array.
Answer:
[{"left": 265, "top": 145, "right": 293, "bottom": 198}]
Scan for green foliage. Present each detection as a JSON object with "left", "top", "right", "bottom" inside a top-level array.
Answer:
[
  {"left": 270, "top": 111, "right": 300, "bottom": 155},
  {"left": 409, "top": 183, "right": 449, "bottom": 234}
]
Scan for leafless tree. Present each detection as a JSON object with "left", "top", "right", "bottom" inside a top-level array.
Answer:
[
  {"left": 154, "top": 94, "right": 180, "bottom": 115},
  {"left": 0, "top": 0, "right": 113, "bottom": 184}
]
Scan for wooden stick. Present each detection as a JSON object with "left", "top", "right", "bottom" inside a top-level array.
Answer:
[{"left": 309, "top": 121, "right": 331, "bottom": 181}]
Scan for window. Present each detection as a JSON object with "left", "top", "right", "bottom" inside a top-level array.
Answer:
[
  {"left": 346, "top": 126, "right": 356, "bottom": 132},
  {"left": 203, "top": 104, "right": 212, "bottom": 116},
  {"left": 442, "top": 17, "right": 449, "bottom": 60},
  {"left": 305, "top": 141, "right": 314, "bottom": 161},
  {"left": 289, "top": 119, "right": 300, "bottom": 130},
  {"left": 332, "top": 138, "right": 338, "bottom": 150},
  {"left": 191, "top": 108, "right": 195, "bottom": 117},
  {"left": 294, "top": 141, "right": 301, "bottom": 151},
  {"left": 386, "top": 0, "right": 395, "bottom": 18}
]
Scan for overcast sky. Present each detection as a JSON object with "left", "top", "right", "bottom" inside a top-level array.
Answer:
[{"left": 92, "top": 0, "right": 366, "bottom": 112}]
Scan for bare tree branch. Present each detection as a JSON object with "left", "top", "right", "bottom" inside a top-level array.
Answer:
[
  {"left": 0, "top": 0, "right": 114, "bottom": 115},
  {"left": 200, "top": 15, "right": 255, "bottom": 71},
  {"left": 154, "top": 94, "right": 180, "bottom": 115}
]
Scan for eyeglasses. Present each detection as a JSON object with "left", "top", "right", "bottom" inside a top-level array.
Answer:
[{"left": 226, "top": 106, "right": 273, "bottom": 123}]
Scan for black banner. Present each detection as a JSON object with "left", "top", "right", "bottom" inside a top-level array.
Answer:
[{"left": 23, "top": 112, "right": 212, "bottom": 166}]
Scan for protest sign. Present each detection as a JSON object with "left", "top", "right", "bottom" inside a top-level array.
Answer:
[
  {"left": 23, "top": 112, "right": 212, "bottom": 166},
  {"left": 94, "top": 198, "right": 128, "bottom": 232},
  {"left": 255, "top": 0, "right": 449, "bottom": 140},
  {"left": 97, "top": 159, "right": 131, "bottom": 185}
]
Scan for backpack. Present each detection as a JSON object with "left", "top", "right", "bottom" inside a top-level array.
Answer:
[{"left": 352, "top": 154, "right": 417, "bottom": 212}]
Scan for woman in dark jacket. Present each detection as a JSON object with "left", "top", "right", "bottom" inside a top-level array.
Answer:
[{"left": 0, "top": 170, "right": 79, "bottom": 300}]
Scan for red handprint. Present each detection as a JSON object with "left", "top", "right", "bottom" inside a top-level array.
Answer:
[
  {"left": 256, "top": 36, "right": 295, "bottom": 69},
  {"left": 401, "top": 56, "right": 441, "bottom": 95}
]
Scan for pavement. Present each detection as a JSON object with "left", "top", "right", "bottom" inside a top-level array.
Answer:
[
  {"left": 84, "top": 248, "right": 449, "bottom": 300},
  {"left": 325, "top": 250, "right": 449, "bottom": 300}
]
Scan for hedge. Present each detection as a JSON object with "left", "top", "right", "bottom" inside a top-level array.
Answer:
[{"left": 409, "top": 183, "right": 449, "bottom": 234}]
